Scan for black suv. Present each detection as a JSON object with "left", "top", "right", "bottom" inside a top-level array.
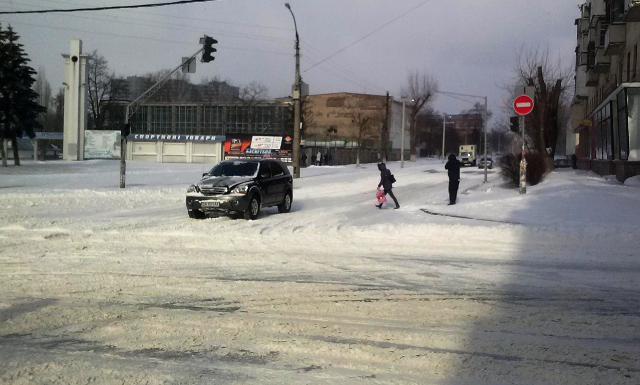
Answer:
[{"left": 186, "top": 159, "right": 293, "bottom": 220}]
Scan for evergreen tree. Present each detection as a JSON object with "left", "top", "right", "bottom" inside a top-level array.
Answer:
[{"left": 0, "top": 24, "right": 45, "bottom": 166}]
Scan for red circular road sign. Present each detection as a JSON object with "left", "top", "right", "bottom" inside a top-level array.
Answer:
[{"left": 513, "top": 95, "right": 534, "bottom": 116}]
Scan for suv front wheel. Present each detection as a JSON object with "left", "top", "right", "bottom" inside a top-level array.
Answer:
[{"left": 244, "top": 195, "right": 261, "bottom": 220}]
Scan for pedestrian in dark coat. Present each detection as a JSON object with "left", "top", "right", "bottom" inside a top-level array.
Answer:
[
  {"left": 445, "top": 153, "right": 461, "bottom": 205},
  {"left": 376, "top": 162, "right": 400, "bottom": 209}
]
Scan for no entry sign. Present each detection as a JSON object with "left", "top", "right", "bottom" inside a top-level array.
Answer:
[{"left": 513, "top": 95, "right": 534, "bottom": 116}]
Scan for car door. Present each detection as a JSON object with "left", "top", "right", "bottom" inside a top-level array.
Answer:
[
  {"left": 257, "top": 161, "right": 276, "bottom": 205},
  {"left": 267, "top": 161, "right": 288, "bottom": 203}
]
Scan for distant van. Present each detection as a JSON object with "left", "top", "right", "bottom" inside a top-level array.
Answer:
[{"left": 459, "top": 145, "right": 477, "bottom": 167}]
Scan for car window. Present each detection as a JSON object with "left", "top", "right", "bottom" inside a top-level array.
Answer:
[
  {"left": 270, "top": 161, "right": 285, "bottom": 177},
  {"left": 259, "top": 162, "right": 271, "bottom": 179},
  {"left": 209, "top": 161, "right": 258, "bottom": 177}
]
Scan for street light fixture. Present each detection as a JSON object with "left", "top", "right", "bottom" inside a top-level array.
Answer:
[{"left": 285, "top": 2, "right": 302, "bottom": 179}]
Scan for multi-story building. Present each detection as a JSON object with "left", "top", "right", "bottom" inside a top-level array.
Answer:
[
  {"left": 572, "top": 0, "right": 640, "bottom": 181},
  {"left": 302, "top": 92, "right": 409, "bottom": 165}
]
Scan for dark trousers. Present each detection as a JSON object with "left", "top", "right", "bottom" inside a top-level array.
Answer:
[
  {"left": 448, "top": 180, "right": 459, "bottom": 204},
  {"left": 384, "top": 189, "right": 400, "bottom": 207}
]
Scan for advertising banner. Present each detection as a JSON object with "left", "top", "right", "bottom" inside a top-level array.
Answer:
[
  {"left": 130, "top": 134, "right": 225, "bottom": 142},
  {"left": 84, "top": 130, "right": 120, "bottom": 159},
  {"left": 224, "top": 134, "right": 292, "bottom": 163}
]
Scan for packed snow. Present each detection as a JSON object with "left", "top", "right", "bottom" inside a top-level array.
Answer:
[{"left": 1, "top": 158, "right": 639, "bottom": 385}]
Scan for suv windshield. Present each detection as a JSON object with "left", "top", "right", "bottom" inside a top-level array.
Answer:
[{"left": 208, "top": 161, "right": 258, "bottom": 177}]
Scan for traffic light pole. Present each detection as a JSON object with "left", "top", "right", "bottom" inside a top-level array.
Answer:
[{"left": 119, "top": 46, "right": 204, "bottom": 188}]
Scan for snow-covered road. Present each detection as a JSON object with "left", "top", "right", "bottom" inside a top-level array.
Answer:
[{"left": 1, "top": 159, "right": 639, "bottom": 384}]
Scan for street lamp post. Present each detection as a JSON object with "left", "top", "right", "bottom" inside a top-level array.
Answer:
[
  {"left": 442, "top": 113, "right": 446, "bottom": 162},
  {"left": 285, "top": 3, "right": 302, "bottom": 179},
  {"left": 401, "top": 99, "right": 406, "bottom": 168}
]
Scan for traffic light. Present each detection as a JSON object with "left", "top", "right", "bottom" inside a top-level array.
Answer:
[
  {"left": 121, "top": 123, "right": 130, "bottom": 138},
  {"left": 200, "top": 35, "right": 217, "bottom": 63},
  {"left": 509, "top": 116, "right": 519, "bottom": 132}
]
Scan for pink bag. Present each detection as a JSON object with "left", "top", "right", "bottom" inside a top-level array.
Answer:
[{"left": 376, "top": 189, "right": 387, "bottom": 205}]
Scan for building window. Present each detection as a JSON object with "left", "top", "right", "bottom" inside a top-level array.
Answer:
[
  {"left": 626, "top": 88, "right": 640, "bottom": 160},
  {"left": 176, "top": 105, "right": 197, "bottom": 135},
  {"left": 634, "top": 45, "right": 638, "bottom": 80},
  {"left": 149, "top": 105, "right": 172, "bottom": 134},
  {"left": 618, "top": 59, "right": 623, "bottom": 86},
  {"left": 595, "top": 103, "right": 613, "bottom": 160},
  {"left": 617, "top": 90, "right": 629, "bottom": 160}
]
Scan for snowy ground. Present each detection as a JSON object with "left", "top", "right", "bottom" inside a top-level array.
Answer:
[{"left": 1, "top": 158, "right": 639, "bottom": 385}]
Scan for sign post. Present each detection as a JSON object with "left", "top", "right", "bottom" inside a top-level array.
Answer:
[{"left": 513, "top": 95, "right": 534, "bottom": 195}]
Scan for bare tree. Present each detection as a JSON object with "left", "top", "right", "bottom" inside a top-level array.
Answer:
[
  {"left": 145, "top": 69, "right": 192, "bottom": 103},
  {"left": 239, "top": 81, "right": 268, "bottom": 106},
  {"left": 513, "top": 47, "right": 573, "bottom": 164},
  {"left": 349, "top": 101, "right": 384, "bottom": 167},
  {"left": 403, "top": 71, "right": 438, "bottom": 161},
  {"left": 87, "top": 50, "right": 119, "bottom": 129},
  {"left": 301, "top": 95, "right": 314, "bottom": 137}
]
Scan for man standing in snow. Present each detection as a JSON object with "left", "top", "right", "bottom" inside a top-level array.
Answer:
[
  {"left": 376, "top": 162, "right": 400, "bottom": 209},
  {"left": 445, "top": 153, "right": 461, "bottom": 205},
  {"left": 316, "top": 150, "right": 322, "bottom": 166}
]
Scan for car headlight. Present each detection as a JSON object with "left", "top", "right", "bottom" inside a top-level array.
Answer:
[
  {"left": 187, "top": 185, "right": 198, "bottom": 193},
  {"left": 231, "top": 183, "right": 250, "bottom": 194}
]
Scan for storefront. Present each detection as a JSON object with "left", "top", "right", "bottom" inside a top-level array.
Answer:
[
  {"left": 586, "top": 84, "right": 640, "bottom": 180},
  {"left": 127, "top": 134, "right": 225, "bottom": 164},
  {"left": 126, "top": 102, "right": 293, "bottom": 164}
]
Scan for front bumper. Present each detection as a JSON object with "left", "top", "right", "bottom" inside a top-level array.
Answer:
[{"left": 186, "top": 194, "right": 251, "bottom": 214}]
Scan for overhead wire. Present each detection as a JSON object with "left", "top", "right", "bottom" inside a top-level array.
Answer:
[
  {"left": 301, "top": 43, "right": 386, "bottom": 93},
  {"left": 1, "top": 0, "right": 290, "bottom": 31},
  {"left": 0, "top": 0, "right": 218, "bottom": 15},
  {"left": 303, "top": 0, "right": 433, "bottom": 73},
  {"left": 6, "top": 19, "right": 291, "bottom": 56}
]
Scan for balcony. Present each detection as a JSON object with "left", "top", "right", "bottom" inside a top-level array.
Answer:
[
  {"left": 575, "top": 17, "right": 589, "bottom": 36},
  {"left": 576, "top": 50, "right": 590, "bottom": 67},
  {"left": 594, "top": 48, "right": 611, "bottom": 73},
  {"left": 625, "top": 0, "right": 640, "bottom": 21},
  {"left": 604, "top": 23, "right": 626, "bottom": 55},
  {"left": 586, "top": 71, "right": 599, "bottom": 87}
]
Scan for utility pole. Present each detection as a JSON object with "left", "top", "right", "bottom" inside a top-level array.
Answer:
[
  {"left": 401, "top": 99, "right": 406, "bottom": 168},
  {"left": 285, "top": 3, "right": 302, "bottom": 179},
  {"left": 441, "top": 113, "right": 446, "bottom": 162},
  {"left": 483, "top": 96, "right": 488, "bottom": 183},
  {"left": 383, "top": 91, "right": 390, "bottom": 162}
]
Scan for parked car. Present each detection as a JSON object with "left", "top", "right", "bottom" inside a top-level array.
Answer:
[
  {"left": 477, "top": 157, "right": 493, "bottom": 169},
  {"left": 553, "top": 156, "right": 571, "bottom": 168},
  {"left": 186, "top": 159, "right": 293, "bottom": 220}
]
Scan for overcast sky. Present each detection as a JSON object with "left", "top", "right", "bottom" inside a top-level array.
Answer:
[{"left": 1, "top": 0, "right": 582, "bottom": 124}]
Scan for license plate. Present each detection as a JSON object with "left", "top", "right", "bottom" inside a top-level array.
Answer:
[{"left": 201, "top": 200, "right": 221, "bottom": 208}]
